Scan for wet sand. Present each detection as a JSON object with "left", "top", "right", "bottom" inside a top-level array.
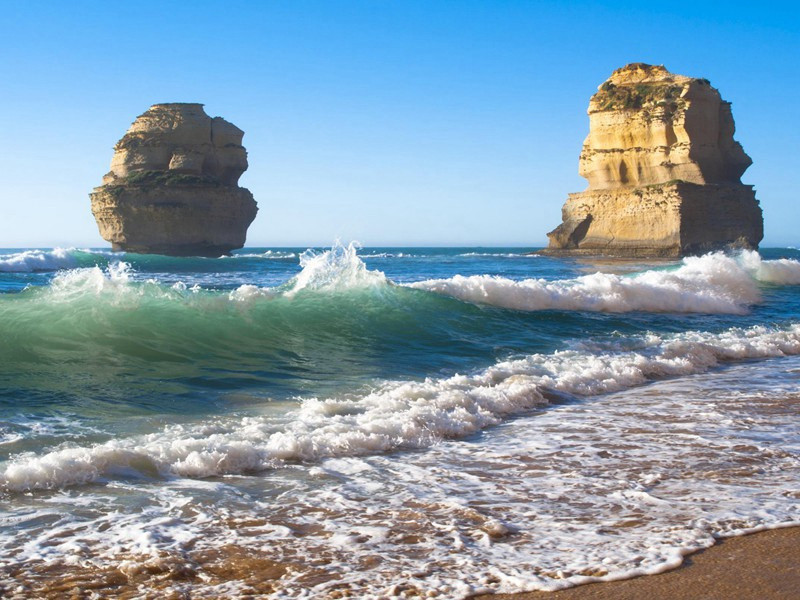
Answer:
[
  {"left": 477, "top": 526, "right": 800, "bottom": 600},
  {"left": 3, "top": 526, "right": 798, "bottom": 598}
]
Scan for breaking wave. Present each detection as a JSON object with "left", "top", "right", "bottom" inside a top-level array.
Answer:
[
  {"left": 3, "top": 321, "right": 799, "bottom": 492},
  {"left": 0, "top": 248, "right": 95, "bottom": 272},
  {"left": 2, "top": 246, "right": 800, "bottom": 385},
  {"left": 411, "top": 250, "right": 800, "bottom": 314}
]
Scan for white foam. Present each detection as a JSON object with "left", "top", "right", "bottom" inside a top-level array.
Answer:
[
  {"left": 44, "top": 261, "right": 138, "bottom": 302},
  {"left": 0, "top": 415, "right": 102, "bottom": 447},
  {"left": 411, "top": 251, "right": 800, "bottom": 314},
  {"left": 3, "top": 322, "right": 799, "bottom": 493},
  {"left": 739, "top": 250, "right": 800, "bottom": 284},
  {"left": 224, "top": 250, "right": 298, "bottom": 260},
  {"left": 227, "top": 242, "right": 389, "bottom": 301},
  {"left": 0, "top": 248, "right": 81, "bottom": 272},
  {"left": 20, "top": 248, "right": 799, "bottom": 320},
  {"left": 360, "top": 251, "right": 409, "bottom": 258},
  {"left": 3, "top": 357, "right": 799, "bottom": 598},
  {"left": 291, "top": 242, "right": 387, "bottom": 293},
  {"left": 457, "top": 252, "right": 536, "bottom": 258},
  {"left": 8, "top": 243, "right": 387, "bottom": 306},
  {"left": 36, "top": 262, "right": 212, "bottom": 308}
]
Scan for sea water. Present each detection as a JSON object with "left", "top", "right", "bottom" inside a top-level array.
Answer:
[{"left": 0, "top": 244, "right": 798, "bottom": 598}]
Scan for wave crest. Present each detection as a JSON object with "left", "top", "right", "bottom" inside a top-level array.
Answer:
[
  {"left": 292, "top": 242, "right": 387, "bottom": 293},
  {"left": 3, "top": 322, "right": 799, "bottom": 492},
  {"left": 0, "top": 248, "right": 82, "bottom": 272},
  {"left": 410, "top": 251, "right": 800, "bottom": 314}
]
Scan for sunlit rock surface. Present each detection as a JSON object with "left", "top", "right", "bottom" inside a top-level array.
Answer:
[
  {"left": 543, "top": 63, "right": 763, "bottom": 257},
  {"left": 90, "top": 103, "right": 257, "bottom": 257}
]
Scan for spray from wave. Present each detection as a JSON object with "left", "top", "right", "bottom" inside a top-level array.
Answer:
[
  {"left": 12, "top": 243, "right": 384, "bottom": 306},
  {"left": 411, "top": 250, "right": 800, "bottom": 314},
  {"left": 227, "top": 242, "right": 387, "bottom": 302},
  {"left": 737, "top": 250, "right": 800, "bottom": 285}
]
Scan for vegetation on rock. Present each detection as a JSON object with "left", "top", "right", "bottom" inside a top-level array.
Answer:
[
  {"left": 113, "top": 170, "right": 223, "bottom": 188},
  {"left": 595, "top": 81, "right": 684, "bottom": 112}
]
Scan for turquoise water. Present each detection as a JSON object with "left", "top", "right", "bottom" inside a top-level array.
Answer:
[{"left": 1, "top": 244, "right": 799, "bottom": 598}]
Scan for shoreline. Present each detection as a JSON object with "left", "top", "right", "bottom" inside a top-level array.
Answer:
[{"left": 476, "top": 525, "right": 800, "bottom": 600}]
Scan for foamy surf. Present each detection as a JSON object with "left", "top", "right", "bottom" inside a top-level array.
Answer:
[
  {"left": 0, "top": 248, "right": 84, "bottom": 272},
  {"left": 6, "top": 246, "right": 800, "bottom": 318},
  {"left": 2, "top": 355, "right": 799, "bottom": 599},
  {"left": 3, "top": 321, "right": 799, "bottom": 493},
  {"left": 410, "top": 250, "right": 800, "bottom": 313},
  {"left": 223, "top": 250, "right": 298, "bottom": 260}
]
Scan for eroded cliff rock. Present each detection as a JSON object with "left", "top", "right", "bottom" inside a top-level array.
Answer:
[
  {"left": 543, "top": 63, "right": 763, "bottom": 257},
  {"left": 90, "top": 103, "right": 258, "bottom": 256}
]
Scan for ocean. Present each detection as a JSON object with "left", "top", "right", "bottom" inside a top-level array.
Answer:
[{"left": 1, "top": 243, "right": 799, "bottom": 598}]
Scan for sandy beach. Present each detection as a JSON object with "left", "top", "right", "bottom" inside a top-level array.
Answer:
[{"left": 478, "top": 526, "right": 800, "bottom": 600}]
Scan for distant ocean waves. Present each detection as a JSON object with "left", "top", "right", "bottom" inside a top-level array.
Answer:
[
  {"left": 3, "top": 245, "right": 799, "bottom": 313},
  {"left": 0, "top": 246, "right": 545, "bottom": 273},
  {"left": 0, "top": 247, "right": 300, "bottom": 273}
]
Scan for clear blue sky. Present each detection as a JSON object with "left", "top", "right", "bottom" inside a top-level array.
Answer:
[{"left": 1, "top": 0, "right": 797, "bottom": 247}]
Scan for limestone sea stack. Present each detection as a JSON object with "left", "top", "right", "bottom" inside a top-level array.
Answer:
[
  {"left": 542, "top": 63, "right": 763, "bottom": 257},
  {"left": 90, "top": 103, "right": 258, "bottom": 256}
]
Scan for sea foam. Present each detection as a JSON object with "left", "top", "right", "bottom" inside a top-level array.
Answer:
[
  {"left": 222, "top": 250, "right": 298, "bottom": 260},
  {"left": 3, "top": 321, "right": 799, "bottom": 492},
  {"left": 410, "top": 251, "right": 800, "bottom": 313},
  {"left": 9, "top": 247, "right": 800, "bottom": 318},
  {"left": 4, "top": 357, "right": 798, "bottom": 599},
  {"left": 0, "top": 248, "right": 82, "bottom": 272},
  {"left": 229, "top": 242, "right": 387, "bottom": 301}
]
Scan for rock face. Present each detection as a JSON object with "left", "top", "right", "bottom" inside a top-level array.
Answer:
[
  {"left": 90, "top": 103, "right": 258, "bottom": 256},
  {"left": 543, "top": 63, "right": 763, "bottom": 257}
]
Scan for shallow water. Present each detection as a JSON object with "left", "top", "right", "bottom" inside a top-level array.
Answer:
[{"left": 1, "top": 244, "right": 799, "bottom": 598}]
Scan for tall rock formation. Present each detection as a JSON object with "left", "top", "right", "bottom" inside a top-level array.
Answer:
[
  {"left": 90, "top": 103, "right": 258, "bottom": 256},
  {"left": 543, "top": 63, "right": 763, "bottom": 257}
]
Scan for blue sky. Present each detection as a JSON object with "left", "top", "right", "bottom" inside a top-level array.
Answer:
[{"left": 1, "top": 1, "right": 797, "bottom": 247}]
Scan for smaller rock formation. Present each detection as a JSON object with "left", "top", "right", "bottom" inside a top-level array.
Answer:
[
  {"left": 542, "top": 63, "right": 763, "bottom": 257},
  {"left": 90, "top": 103, "right": 258, "bottom": 256}
]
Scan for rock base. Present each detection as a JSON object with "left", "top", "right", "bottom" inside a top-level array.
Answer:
[
  {"left": 91, "top": 184, "right": 257, "bottom": 257},
  {"left": 542, "top": 182, "right": 763, "bottom": 258}
]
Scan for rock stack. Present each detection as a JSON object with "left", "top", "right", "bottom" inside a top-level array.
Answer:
[
  {"left": 543, "top": 63, "right": 763, "bottom": 257},
  {"left": 90, "top": 103, "right": 258, "bottom": 256}
]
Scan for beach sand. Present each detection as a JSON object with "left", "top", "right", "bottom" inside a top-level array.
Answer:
[
  {"left": 477, "top": 526, "right": 800, "bottom": 600},
  {"left": 4, "top": 525, "right": 798, "bottom": 598}
]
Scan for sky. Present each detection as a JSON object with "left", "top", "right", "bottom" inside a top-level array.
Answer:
[{"left": 1, "top": 0, "right": 798, "bottom": 247}]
